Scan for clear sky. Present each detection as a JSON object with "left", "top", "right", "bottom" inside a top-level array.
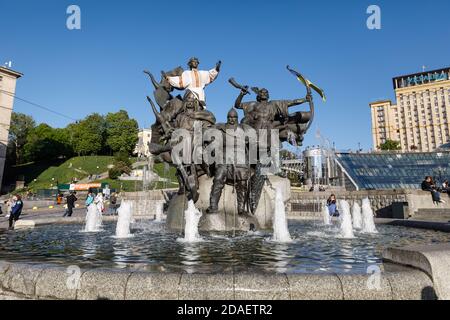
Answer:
[{"left": 1, "top": 0, "right": 449, "bottom": 151}]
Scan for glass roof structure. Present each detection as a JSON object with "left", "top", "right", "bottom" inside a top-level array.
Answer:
[{"left": 336, "top": 151, "right": 450, "bottom": 190}]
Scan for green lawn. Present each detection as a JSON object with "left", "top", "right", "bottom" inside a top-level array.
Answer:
[
  {"left": 26, "top": 156, "right": 115, "bottom": 191},
  {"left": 153, "top": 163, "right": 178, "bottom": 184},
  {"left": 8, "top": 156, "right": 179, "bottom": 193}
]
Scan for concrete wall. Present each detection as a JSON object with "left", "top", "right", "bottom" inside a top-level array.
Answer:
[
  {"left": 122, "top": 190, "right": 168, "bottom": 218},
  {"left": 290, "top": 189, "right": 450, "bottom": 219}
]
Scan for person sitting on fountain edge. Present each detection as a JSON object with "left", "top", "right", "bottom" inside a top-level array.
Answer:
[
  {"left": 326, "top": 194, "right": 339, "bottom": 217},
  {"left": 421, "top": 176, "right": 445, "bottom": 204}
]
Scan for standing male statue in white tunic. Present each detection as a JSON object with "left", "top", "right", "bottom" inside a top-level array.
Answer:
[{"left": 166, "top": 57, "right": 221, "bottom": 108}]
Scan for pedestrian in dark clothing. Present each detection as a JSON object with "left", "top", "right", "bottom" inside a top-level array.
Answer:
[
  {"left": 109, "top": 193, "right": 118, "bottom": 215},
  {"left": 421, "top": 176, "right": 445, "bottom": 204},
  {"left": 63, "top": 192, "right": 78, "bottom": 217},
  {"left": 9, "top": 195, "right": 24, "bottom": 230}
]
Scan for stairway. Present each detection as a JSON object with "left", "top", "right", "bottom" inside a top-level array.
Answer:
[{"left": 413, "top": 208, "right": 450, "bottom": 222}]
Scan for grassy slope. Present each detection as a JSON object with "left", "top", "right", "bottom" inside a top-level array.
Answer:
[
  {"left": 26, "top": 156, "right": 115, "bottom": 190},
  {"left": 12, "top": 157, "right": 179, "bottom": 192}
]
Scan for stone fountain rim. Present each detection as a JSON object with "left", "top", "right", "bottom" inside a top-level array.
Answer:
[{"left": 0, "top": 259, "right": 438, "bottom": 300}]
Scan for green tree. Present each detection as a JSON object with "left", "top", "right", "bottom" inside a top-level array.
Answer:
[
  {"left": 23, "top": 124, "right": 72, "bottom": 161},
  {"left": 70, "top": 113, "right": 106, "bottom": 156},
  {"left": 379, "top": 139, "right": 401, "bottom": 151},
  {"left": 105, "top": 110, "right": 138, "bottom": 155},
  {"left": 8, "top": 112, "right": 36, "bottom": 164}
]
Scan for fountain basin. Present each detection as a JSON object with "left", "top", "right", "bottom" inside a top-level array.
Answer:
[
  {"left": 1, "top": 218, "right": 449, "bottom": 300},
  {"left": 1, "top": 220, "right": 449, "bottom": 274}
]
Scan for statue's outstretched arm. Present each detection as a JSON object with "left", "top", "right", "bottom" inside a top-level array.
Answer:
[
  {"left": 144, "top": 70, "right": 159, "bottom": 90},
  {"left": 234, "top": 89, "right": 248, "bottom": 109},
  {"left": 288, "top": 94, "right": 312, "bottom": 107}
]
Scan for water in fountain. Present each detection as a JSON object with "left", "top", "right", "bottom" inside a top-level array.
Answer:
[
  {"left": 352, "top": 201, "right": 363, "bottom": 230},
  {"left": 84, "top": 205, "right": 102, "bottom": 232},
  {"left": 115, "top": 200, "right": 134, "bottom": 238},
  {"left": 155, "top": 201, "right": 164, "bottom": 222},
  {"left": 272, "top": 187, "right": 293, "bottom": 242},
  {"left": 338, "top": 200, "right": 354, "bottom": 239},
  {"left": 322, "top": 202, "right": 331, "bottom": 225},
  {"left": 361, "top": 198, "right": 378, "bottom": 234},
  {"left": 182, "top": 200, "right": 202, "bottom": 242}
]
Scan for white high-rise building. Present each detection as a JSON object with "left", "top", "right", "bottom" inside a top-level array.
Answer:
[{"left": 370, "top": 67, "right": 450, "bottom": 152}]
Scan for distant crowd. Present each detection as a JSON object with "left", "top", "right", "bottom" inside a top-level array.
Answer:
[{"left": 1, "top": 189, "right": 120, "bottom": 230}]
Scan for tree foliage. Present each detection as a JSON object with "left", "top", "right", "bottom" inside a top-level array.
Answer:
[
  {"left": 5, "top": 111, "right": 139, "bottom": 165},
  {"left": 71, "top": 113, "right": 106, "bottom": 156},
  {"left": 7, "top": 112, "right": 36, "bottom": 164},
  {"left": 379, "top": 139, "right": 401, "bottom": 151},
  {"left": 105, "top": 110, "right": 139, "bottom": 154},
  {"left": 23, "top": 124, "right": 73, "bottom": 161}
]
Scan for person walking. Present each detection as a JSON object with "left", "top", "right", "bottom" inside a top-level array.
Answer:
[
  {"left": 63, "top": 192, "right": 78, "bottom": 217},
  {"left": 326, "top": 194, "right": 339, "bottom": 217},
  {"left": 8, "top": 195, "right": 24, "bottom": 230},
  {"left": 5, "top": 197, "right": 15, "bottom": 219},
  {"left": 109, "top": 193, "right": 118, "bottom": 215},
  {"left": 94, "top": 192, "right": 105, "bottom": 214},
  {"left": 93, "top": 192, "right": 104, "bottom": 229},
  {"left": 421, "top": 176, "right": 445, "bottom": 204}
]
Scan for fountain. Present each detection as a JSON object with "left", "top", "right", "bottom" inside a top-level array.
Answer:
[
  {"left": 84, "top": 204, "right": 102, "bottom": 232},
  {"left": 1, "top": 61, "right": 450, "bottom": 301},
  {"left": 361, "top": 198, "right": 378, "bottom": 234},
  {"left": 115, "top": 200, "right": 134, "bottom": 238},
  {"left": 338, "top": 200, "right": 354, "bottom": 239},
  {"left": 352, "top": 201, "right": 363, "bottom": 230},
  {"left": 181, "top": 200, "right": 202, "bottom": 242},
  {"left": 272, "top": 186, "right": 292, "bottom": 242},
  {"left": 322, "top": 202, "right": 331, "bottom": 225}
]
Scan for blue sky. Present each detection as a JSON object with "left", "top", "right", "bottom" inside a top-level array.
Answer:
[{"left": 1, "top": 0, "right": 449, "bottom": 151}]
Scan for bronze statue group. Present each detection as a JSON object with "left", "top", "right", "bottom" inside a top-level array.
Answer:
[{"left": 145, "top": 57, "right": 321, "bottom": 216}]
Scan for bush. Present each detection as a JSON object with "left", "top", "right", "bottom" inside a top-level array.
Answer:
[
  {"left": 114, "top": 151, "right": 131, "bottom": 167},
  {"left": 108, "top": 167, "right": 122, "bottom": 180}
]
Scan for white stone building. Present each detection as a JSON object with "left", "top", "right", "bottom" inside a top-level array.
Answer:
[
  {"left": 0, "top": 66, "right": 22, "bottom": 191},
  {"left": 134, "top": 128, "right": 152, "bottom": 158}
]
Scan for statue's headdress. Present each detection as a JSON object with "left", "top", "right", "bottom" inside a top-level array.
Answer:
[
  {"left": 188, "top": 57, "right": 200, "bottom": 67},
  {"left": 227, "top": 107, "right": 238, "bottom": 118},
  {"left": 251, "top": 87, "right": 260, "bottom": 95}
]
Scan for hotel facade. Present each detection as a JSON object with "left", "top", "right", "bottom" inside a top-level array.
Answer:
[{"left": 370, "top": 67, "right": 450, "bottom": 152}]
